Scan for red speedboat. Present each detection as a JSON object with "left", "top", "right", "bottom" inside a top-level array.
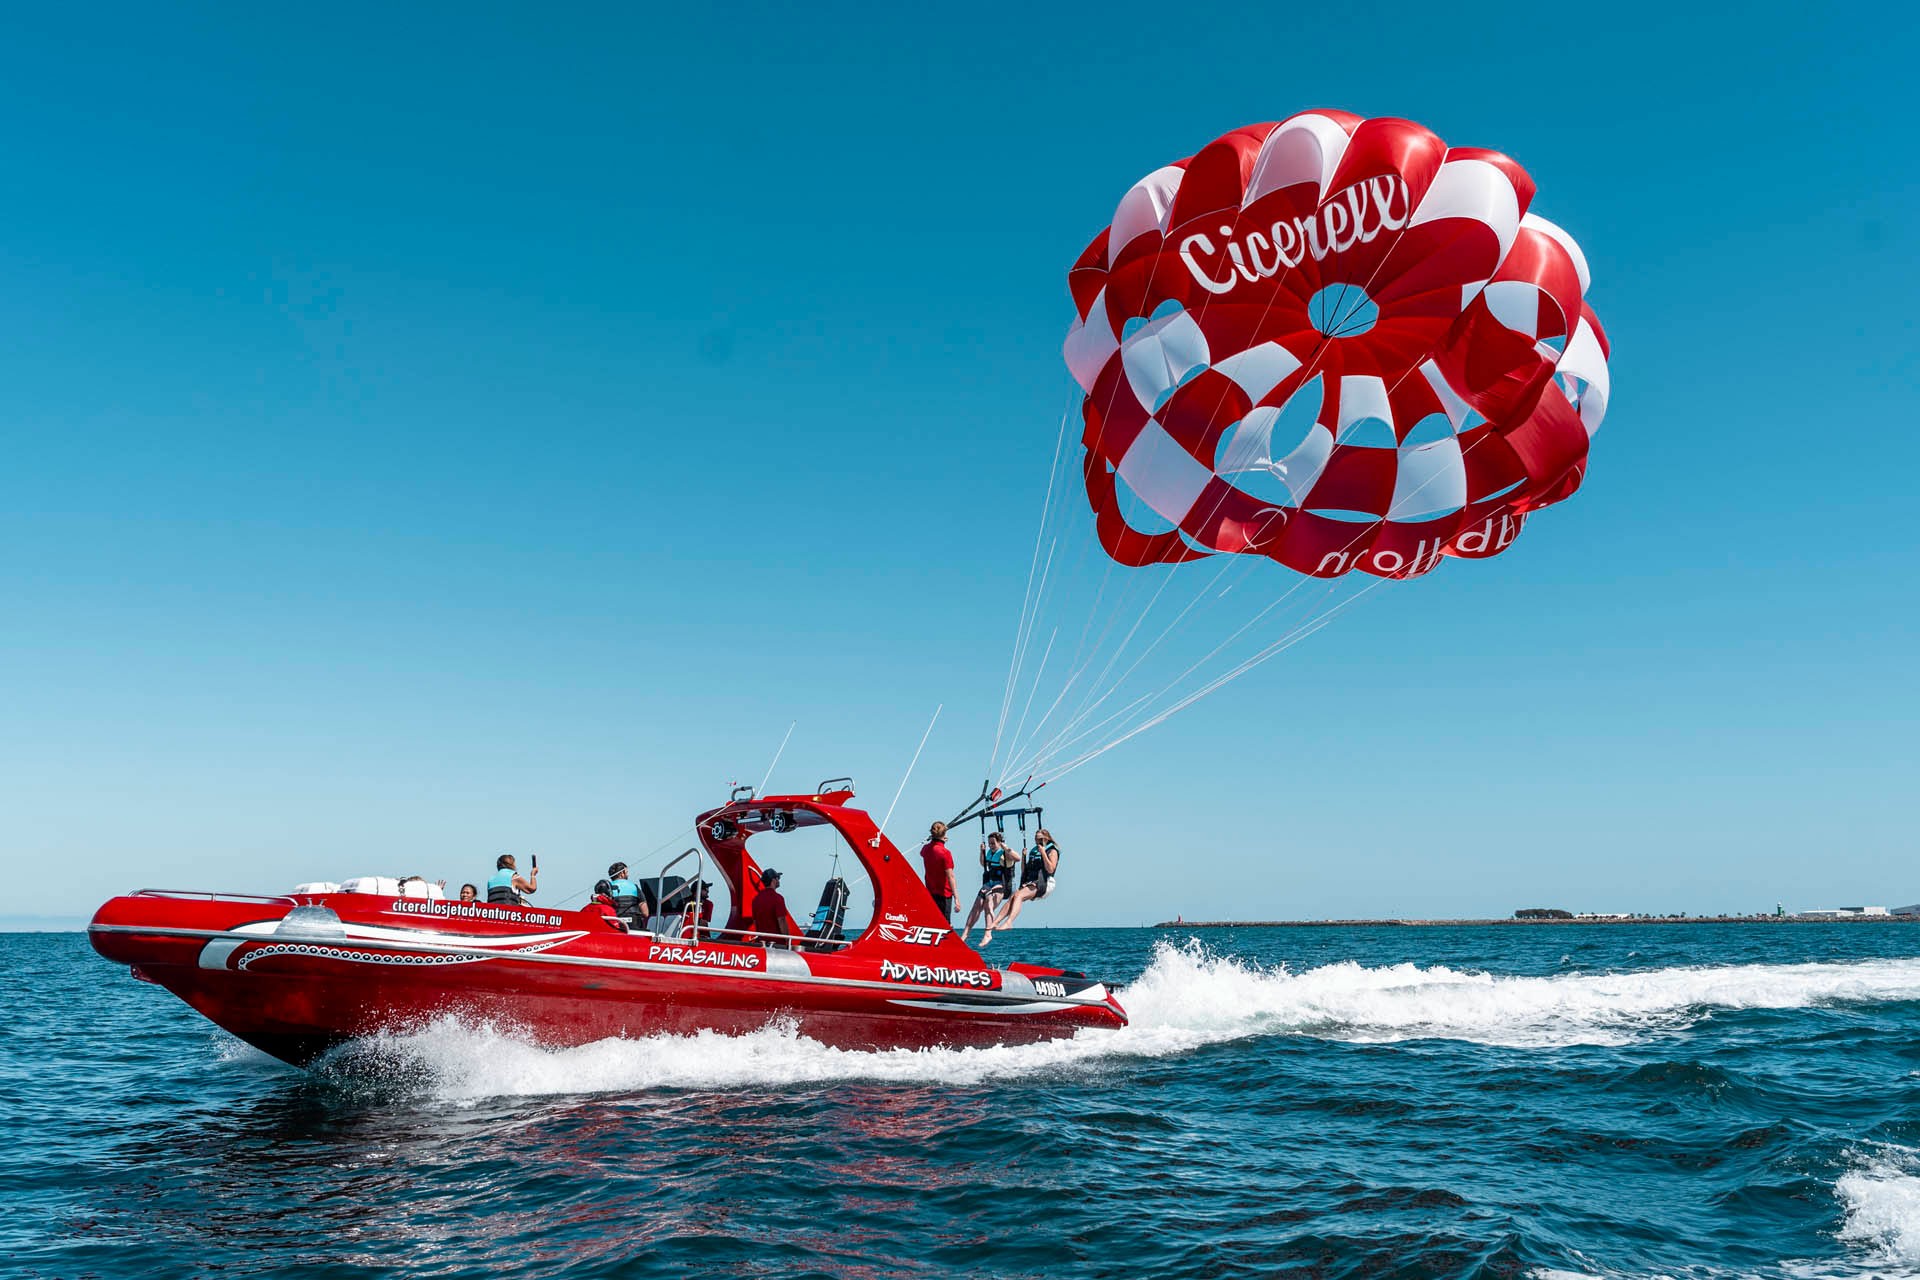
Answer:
[{"left": 88, "top": 781, "right": 1126, "bottom": 1064}]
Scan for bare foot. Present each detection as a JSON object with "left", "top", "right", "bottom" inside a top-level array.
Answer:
[{"left": 978, "top": 931, "right": 993, "bottom": 947}]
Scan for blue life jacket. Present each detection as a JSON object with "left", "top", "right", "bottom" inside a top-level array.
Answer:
[
  {"left": 487, "top": 868, "right": 521, "bottom": 905},
  {"left": 608, "top": 877, "right": 643, "bottom": 916}
]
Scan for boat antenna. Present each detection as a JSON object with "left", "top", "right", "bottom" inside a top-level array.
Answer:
[
  {"left": 758, "top": 719, "right": 797, "bottom": 795},
  {"left": 878, "top": 703, "right": 942, "bottom": 837}
]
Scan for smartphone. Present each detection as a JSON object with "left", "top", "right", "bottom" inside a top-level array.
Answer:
[{"left": 532, "top": 854, "right": 539, "bottom": 872}]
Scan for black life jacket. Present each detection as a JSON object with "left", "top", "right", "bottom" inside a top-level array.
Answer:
[{"left": 1022, "top": 843, "right": 1056, "bottom": 886}]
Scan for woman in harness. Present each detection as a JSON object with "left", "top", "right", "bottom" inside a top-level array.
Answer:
[
  {"left": 980, "top": 829, "right": 1058, "bottom": 945},
  {"left": 960, "top": 831, "right": 1017, "bottom": 944}
]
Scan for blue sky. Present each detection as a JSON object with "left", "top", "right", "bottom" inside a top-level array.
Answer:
[{"left": 3, "top": 2, "right": 1914, "bottom": 927}]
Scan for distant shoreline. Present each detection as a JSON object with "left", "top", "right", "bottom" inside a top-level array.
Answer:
[{"left": 1153, "top": 916, "right": 1920, "bottom": 928}]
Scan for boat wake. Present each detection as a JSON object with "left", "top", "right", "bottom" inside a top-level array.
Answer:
[
  {"left": 273, "top": 941, "right": 1920, "bottom": 1101},
  {"left": 1119, "top": 942, "right": 1920, "bottom": 1050}
]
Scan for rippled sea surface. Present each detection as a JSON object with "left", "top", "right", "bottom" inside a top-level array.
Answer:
[{"left": 13, "top": 924, "right": 1920, "bottom": 1279}]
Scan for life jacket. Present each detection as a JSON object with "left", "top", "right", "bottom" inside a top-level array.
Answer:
[
  {"left": 487, "top": 868, "right": 521, "bottom": 905},
  {"left": 608, "top": 876, "right": 643, "bottom": 918},
  {"left": 1021, "top": 843, "right": 1056, "bottom": 887}
]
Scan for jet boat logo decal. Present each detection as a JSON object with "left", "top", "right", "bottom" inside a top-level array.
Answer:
[
  {"left": 875, "top": 923, "right": 949, "bottom": 947},
  {"left": 878, "top": 959, "right": 994, "bottom": 988},
  {"left": 646, "top": 943, "right": 763, "bottom": 970}
]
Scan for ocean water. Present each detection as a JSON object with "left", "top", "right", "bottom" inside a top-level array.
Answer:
[{"left": 10, "top": 924, "right": 1920, "bottom": 1279}]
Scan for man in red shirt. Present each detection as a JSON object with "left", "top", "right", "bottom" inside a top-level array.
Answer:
[
  {"left": 919, "top": 821, "right": 957, "bottom": 921},
  {"left": 751, "top": 869, "right": 791, "bottom": 947}
]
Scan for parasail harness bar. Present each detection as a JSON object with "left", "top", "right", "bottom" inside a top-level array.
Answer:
[{"left": 949, "top": 777, "right": 1047, "bottom": 833}]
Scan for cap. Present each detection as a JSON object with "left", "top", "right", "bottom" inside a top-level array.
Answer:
[{"left": 761, "top": 868, "right": 782, "bottom": 884}]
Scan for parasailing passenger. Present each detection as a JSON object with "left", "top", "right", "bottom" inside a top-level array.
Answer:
[
  {"left": 960, "top": 831, "right": 1016, "bottom": 943},
  {"left": 981, "top": 830, "right": 1059, "bottom": 945}
]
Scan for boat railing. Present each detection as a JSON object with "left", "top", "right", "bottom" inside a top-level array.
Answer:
[
  {"left": 131, "top": 889, "right": 300, "bottom": 905},
  {"left": 641, "top": 841, "right": 857, "bottom": 951},
  {"left": 645, "top": 846, "right": 710, "bottom": 934}
]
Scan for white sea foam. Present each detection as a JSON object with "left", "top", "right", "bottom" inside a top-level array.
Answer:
[
  {"left": 1522, "top": 1147, "right": 1920, "bottom": 1280},
  {"left": 323, "top": 942, "right": 1920, "bottom": 1102},
  {"left": 1121, "top": 946, "right": 1920, "bottom": 1050},
  {"left": 214, "top": 1035, "right": 281, "bottom": 1066},
  {"left": 1836, "top": 1144, "right": 1920, "bottom": 1269}
]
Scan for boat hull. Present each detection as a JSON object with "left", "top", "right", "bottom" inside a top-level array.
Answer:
[{"left": 91, "top": 892, "right": 1126, "bottom": 1065}]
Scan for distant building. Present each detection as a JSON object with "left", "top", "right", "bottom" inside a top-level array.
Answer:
[
  {"left": 1894, "top": 905, "right": 1920, "bottom": 917},
  {"left": 1796, "top": 906, "right": 1891, "bottom": 919}
]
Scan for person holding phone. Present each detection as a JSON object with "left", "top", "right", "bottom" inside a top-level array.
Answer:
[{"left": 486, "top": 853, "right": 539, "bottom": 905}]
